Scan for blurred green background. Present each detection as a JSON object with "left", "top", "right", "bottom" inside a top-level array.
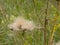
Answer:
[{"left": 0, "top": 0, "right": 60, "bottom": 45}]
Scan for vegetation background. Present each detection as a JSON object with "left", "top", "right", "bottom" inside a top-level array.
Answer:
[{"left": 0, "top": 0, "right": 60, "bottom": 45}]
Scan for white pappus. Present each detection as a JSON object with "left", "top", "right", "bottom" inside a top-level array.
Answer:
[
  {"left": 8, "top": 16, "right": 42, "bottom": 31},
  {"left": 8, "top": 17, "right": 35, "bottom": 31}
]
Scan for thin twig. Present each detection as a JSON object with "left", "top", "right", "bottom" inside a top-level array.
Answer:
[{"left": 44, "top": 0, "right": 49, "bottom": 45}]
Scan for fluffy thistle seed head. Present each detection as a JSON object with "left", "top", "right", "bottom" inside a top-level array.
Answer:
[{"left": 8, "top": 17, "right": 35, "bottom": 31}]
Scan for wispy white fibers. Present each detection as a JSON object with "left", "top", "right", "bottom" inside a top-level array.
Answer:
[
  {"left": 55, "top": 41, "right": 60, "bottom": 45},
  {"left": 8, "top": 17, "right": 35, "bottom": 31}
]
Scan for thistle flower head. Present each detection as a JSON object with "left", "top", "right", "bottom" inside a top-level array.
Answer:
[{"left": 8, "top": 17, "right": 35, "bottom": 31}]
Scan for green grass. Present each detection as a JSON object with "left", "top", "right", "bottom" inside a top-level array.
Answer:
[
  {"left": 0, "top": 0, "right": 44, "bottom": 45},
  {"left": 0, "top": 0, "right": 60, "bottom": 45}
]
